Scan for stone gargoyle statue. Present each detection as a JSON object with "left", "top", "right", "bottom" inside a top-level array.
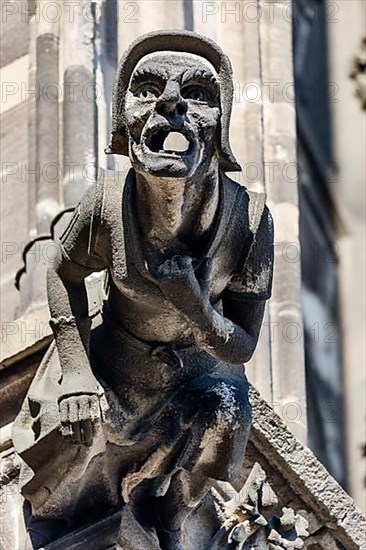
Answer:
[{"left": 13, "top": 30, "right": 274, "bottom": 550}]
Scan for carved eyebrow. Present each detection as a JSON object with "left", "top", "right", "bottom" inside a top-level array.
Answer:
[
  {"left": 131, "top": 66, "right": 168, "bottom": 84},
  {"left": 181, "top": 68, "right": 219, "bottom": 91}
]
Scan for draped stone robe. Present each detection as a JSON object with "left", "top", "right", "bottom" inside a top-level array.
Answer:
[{"left": 13, "top": 168, "right": 273, "bottom": 523}]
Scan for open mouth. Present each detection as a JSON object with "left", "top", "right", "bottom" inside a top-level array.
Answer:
[{"left": 145, "top": 130, "right": 193, "bottom": 156}]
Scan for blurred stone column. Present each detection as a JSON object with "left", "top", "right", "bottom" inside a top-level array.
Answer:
[
  {"left": 62, "top": 0, "right": 98, "bottom": 207},
  {"left": 27, "top": 13, "right": 37, "bottom": 240},
  {"left": 327, "top": 0, "right": 366, "bottom": 511},
  {"left": 221, "top": 2, "right": 274, "bottom": 404},
  {"left": 18, "top": 1, "right": 61, "bottom": 314},
  {"left": 117, "top": 0, "right": 185, "bottom": 56},
  {"left": 35, "top": 1, "right": 61, "bottom": 233},
  {"left": 95, "top": 0, "right": 115, "bottom": 170},
  {"left": 259, "top": 0, "right": 307, "bottom": 442}
]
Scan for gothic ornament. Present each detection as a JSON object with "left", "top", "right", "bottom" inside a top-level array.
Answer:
[{"left": 211, "top": 463, "right": 309, "bottom": 549}]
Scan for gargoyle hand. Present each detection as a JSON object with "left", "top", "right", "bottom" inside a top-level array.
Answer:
[
  {"left": 155, "top": 255, "right": 213, "bottom": 320},
  {"left": 58, "top": 377, "right": 105, "bottom": 446}
]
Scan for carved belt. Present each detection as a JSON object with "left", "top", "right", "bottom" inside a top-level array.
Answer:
[{"left": 103, "top": 305, "right": 196, "bottom": 370}]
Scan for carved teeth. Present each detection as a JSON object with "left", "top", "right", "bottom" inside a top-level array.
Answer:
[
  {"left": 159, "top": 149, "right": 178, "bottom": 155},
  {"left": 146, "top": 129, "right": 191, "bottom": 155}
]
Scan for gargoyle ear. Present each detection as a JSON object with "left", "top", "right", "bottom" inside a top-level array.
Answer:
[{"left": 105, "top": 130, "right": 128, "bottom": 155}]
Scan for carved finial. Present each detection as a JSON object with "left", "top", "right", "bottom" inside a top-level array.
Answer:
[{"left": 211, "top": 463, "right": 309, "bottom": 549}]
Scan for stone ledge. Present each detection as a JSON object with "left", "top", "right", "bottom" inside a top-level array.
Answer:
[{"left": 248, "top": 385, "right": 366, "bottom": 550}]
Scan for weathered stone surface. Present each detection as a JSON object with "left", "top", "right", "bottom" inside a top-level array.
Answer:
[
  {"left": 2, "top": 384, "right": 365, "bottom": 549},
  {"left": 5, "top": 23, "right": 360, "bottom": 550},
  {"left": 11, "top": 30, "right": 274, "bottom": 549}
]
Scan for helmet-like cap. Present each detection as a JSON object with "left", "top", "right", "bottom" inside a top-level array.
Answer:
[{"left": 106, "top": 30, "right": 241, "bottom": 172}]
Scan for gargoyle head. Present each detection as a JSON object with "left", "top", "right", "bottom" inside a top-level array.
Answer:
[{"left": 106, "top": 30, "right": 241, "bottom": 178}]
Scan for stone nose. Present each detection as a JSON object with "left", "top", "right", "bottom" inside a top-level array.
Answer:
[{"left": 155, "top": 81, "right": 188, "bottom": 116}]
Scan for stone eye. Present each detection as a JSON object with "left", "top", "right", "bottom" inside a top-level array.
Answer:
[
  {"left": 136, "top": 84, "right": 160, "bottom": 99},
  {"left": 182, "top": 86, "right": 211, "bottom": 102}
]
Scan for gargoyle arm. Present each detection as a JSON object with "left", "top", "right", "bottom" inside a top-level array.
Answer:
[
  {"left": 191, "top": 296, "right": 266, "bottom": 365},
  {"left": 47, "top": 256, "right": 100, "bottom": 392}
]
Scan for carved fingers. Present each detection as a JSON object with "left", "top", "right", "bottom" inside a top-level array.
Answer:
[
  {"left": 156, "top": 255, "right": 213, "bottom": 316},
  {"left": 59, "top": 394, "right": 102, "bottom": 446},
  {"left": 156, "top": 255, "right": 201, "bottom": 311}
]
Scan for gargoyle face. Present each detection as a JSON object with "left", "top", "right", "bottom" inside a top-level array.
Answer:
[{"left": 124, "top": 52, "right": 221, "bottom": 179}]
